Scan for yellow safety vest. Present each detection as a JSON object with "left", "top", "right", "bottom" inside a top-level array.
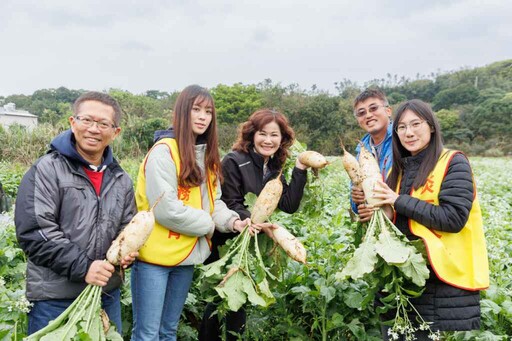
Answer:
[
  {"left": 135, "top": 138, "right": 215, "bottom": 266},
  {"left": 398, "top": 149, "right": 489, "bottom": 290}
]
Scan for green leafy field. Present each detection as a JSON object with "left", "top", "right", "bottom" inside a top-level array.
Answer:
[{"left": 0, "top": 157, "right": 511, "bottom": 340}]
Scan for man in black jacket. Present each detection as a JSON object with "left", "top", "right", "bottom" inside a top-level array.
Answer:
[{"left": 15, "top": 92, "right": 137, "bottom": 335}]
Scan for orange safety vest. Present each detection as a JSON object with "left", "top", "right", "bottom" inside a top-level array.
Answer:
[
  {"left": 135, "top": 138, "right": 215, "bottom": 266},
  {"left": 397, "top": 149, "right": 489, "bottom": 291}
]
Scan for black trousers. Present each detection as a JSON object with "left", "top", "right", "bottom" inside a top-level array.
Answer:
[
  {"left": 200, "top": 232, "right": 246, "bottom": 340},
  {"left": 198, "top": 302, "right": 246, "bottom": 341}
]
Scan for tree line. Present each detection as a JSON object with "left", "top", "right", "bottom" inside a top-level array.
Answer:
[{"left": 1, "top": 59, "right": 511, "bottom": 163}]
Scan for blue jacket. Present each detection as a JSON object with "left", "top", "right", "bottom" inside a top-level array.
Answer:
[{"left": 350, "top": 124, "right": 393, "bottom": 213}]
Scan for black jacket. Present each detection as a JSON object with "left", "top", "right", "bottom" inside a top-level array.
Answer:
[
  {"left": 393, "top": 151, "right": 480, "bottom": 331},
  {"left": 15, "top": 130, "right": 136, "bottom": 300},
  {"left": 205, "top": 148, "right": 307, "bottom": 263}
]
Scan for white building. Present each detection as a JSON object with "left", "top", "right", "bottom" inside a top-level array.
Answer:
[{"left": 0, "top": 103, "right": 38, "bottom": 131}]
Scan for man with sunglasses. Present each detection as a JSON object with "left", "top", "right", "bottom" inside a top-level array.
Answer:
[
  {"left": 350, "top": 88, "right": 393, "bottom": 222},
  {"left": 15, "top": 91, "right": 137, "bottom": 335}
]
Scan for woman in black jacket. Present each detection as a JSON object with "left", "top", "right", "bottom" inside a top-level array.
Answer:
[
  {"left": 371, "top": 100, "right": 489, "bottom": 340},
  {"left": 199, "top": 109, "right": 309, "bottom": 341}
]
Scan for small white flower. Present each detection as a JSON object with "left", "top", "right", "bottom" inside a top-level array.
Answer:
[
  {"left": 428, "top": 331, "right": 441, "bottom": 341},
  {"left": 17, "top": 297, "right": 33, "bottom": 313}
]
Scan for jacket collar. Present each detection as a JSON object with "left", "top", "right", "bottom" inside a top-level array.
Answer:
[
  {"left": 49, "top": 130, "right": 114, "bottom": 170},
  {"left": 153, "top": 128, "right": 208, "bottom": 145},
  {"left": 357, "top": 123, "right": 393, "bottom": 153}
]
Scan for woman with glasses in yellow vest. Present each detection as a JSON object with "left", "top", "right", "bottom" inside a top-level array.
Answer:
[
  {"left": 131, "top": 85, "right": 250, "bottom": 341},
  {"left": 371, "top": 99, "right": 489, "bottom": 340}
]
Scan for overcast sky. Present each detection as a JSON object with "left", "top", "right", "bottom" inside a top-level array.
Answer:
[{"left": 1, "top": 0, "right": 511, "bottom": 97}]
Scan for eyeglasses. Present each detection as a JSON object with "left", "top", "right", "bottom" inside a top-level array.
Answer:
[
  {"left": 395, "top": 120, "right": 426, "bottom": 135},
  {"left": 74, "top": 116, "right": 117, "bottom": 130},
  {"left": 354, "top": 104, "right": 389, "bottom": 118}
]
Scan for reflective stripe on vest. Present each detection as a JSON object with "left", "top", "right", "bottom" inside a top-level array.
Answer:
[
  {"left": 399, "top": 149, "right": 489, "bottom": 290},
  {"left": 135, "top": 138, "right": 215, "bottom": 266}
]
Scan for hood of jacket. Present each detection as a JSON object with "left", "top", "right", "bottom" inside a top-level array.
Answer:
[
  {"left": 154, "top": 128, "right": 208, "bottom": 145},
  {"left": 49, "top": 129, "right": 114, "bottom": 169}
]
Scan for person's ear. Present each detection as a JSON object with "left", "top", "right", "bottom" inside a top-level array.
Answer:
[
  {"left": 112, "top": 127, "right": 121, "bottom": 139},
  {"left": 385, "top": 106, "right": 392, "bottom": 118},
  {"left": 69, "top": 116, "right": 76, "bottom": 133}
]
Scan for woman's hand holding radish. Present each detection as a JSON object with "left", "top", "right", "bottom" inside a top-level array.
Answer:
[
  {"left": 233, "top": 217, "right": 251, "bottom": 234},
  {"left": 368, "top": 180, "right": 398, "bottom": 219},
  {"left": 295, "top": 157, "right": 309, "bottom": 170},
  {"left": 371, "top": 180, "right": 399, "bottom": 207},
  {"left": 253, "top": 222, "right": 278, "bottom": 240},
  {"left": 120, "top": 251, "right": 139, "bottom": 269},
  {"left": 355, "top": 180, "right": 398, "bottom": 222}
]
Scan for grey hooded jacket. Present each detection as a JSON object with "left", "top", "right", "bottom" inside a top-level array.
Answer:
[
  {"left": 15, "top": 133, "right": 136, "bottom": 301},
  {"left": 141, "top": 129, "right": 240, "bottom": 266}
]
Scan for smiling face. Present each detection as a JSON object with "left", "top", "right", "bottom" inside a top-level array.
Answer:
[
  {"left": 190, "top": 98, "right": 213, "bottom": 137},
  {"left": 354, "top": 97, "right": 391, "bottom": 143},
  {"left": 253, "top": 121, "right": 282, "bottom": 160},
  {"left": 396, "top": 109, "right": 433, "bottom": 156},
  {"left": 69, "top": 100, "right": 120, "bottom": 165}
]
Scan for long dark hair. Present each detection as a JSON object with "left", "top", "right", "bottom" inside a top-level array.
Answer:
[
  {"left": 173, "top": 85, "right": 222, "bottom": 187},
  {"left": 232, "top": 109, "right": 295, "bottom": 169},
  {"left": 387, "top": 99, "right": 443, "bottom": 191}
]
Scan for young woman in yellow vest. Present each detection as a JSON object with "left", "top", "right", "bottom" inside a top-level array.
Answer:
[
  {"left": 371, "top": 99, "right": 489, "bottom": 340},
  {"left": 131, "top": 85, "right": 250, "bottom": 341}
]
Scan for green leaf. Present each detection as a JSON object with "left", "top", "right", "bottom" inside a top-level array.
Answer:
[
  {"left": 256, "top": 277, "right": 275, "bottom": 302},
  {"left": 40, "top": 324, "right": 78, "bottom": 340},
  {"left": 253, "top": 233, "right": 277, "bottom": 281},
  {"left": 290, "top": 285, "right": 311, "bottom": 295},
  {"left": 481, "top": 299, "right": 502, "bottom": 315},
  {"left": 105, "top": 326, "right": 124, "bottom": 341},
  {"left": 319, "top": 285, "right": 336, "bottom": 304},
  {"left": 401, "top": 287, "right": 424, "bottom": 297},
  {"left": 396, "top": 248, "right": 429, "bottom": 287},
  {"left": 501, "top": 299, "right": 512, "bottom": 317},
  {"left": 3, "top": 249, "right": 16, "bottom": 262},
  {"left": 244, "top": 192, "right": 258, "bottom": 212},
  {"left": 0, "top": 330, "right": 10, "bottom": 340},
  {"left": 201, "top": 230, "right": 249, "bottom": 278},
  {"left": 379, "top": 292, "right": 397, "bottom": 304},
  {"left": 374, "top": 225, "right": 410, "bottom": 264},
  {"left": 327, "top": 312, "right": 344, "bottom": 329},
  {"left": 337, "top": 235, "right": 378, "bottom": 280},
  {"left": 215, "top": 271, "right": 248, "bottom": 312},
  {"left": 345, "top": 318, "right": 367, "bottom": 339},
  {"left": 244, "top": 276, "right": 274, "bottom": 308},
  {"left": 343, "top": 291, "right": 365, "bottom": 309},
  {"left": 73, "top": 330, "right": 93, "bottom": 341}
]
